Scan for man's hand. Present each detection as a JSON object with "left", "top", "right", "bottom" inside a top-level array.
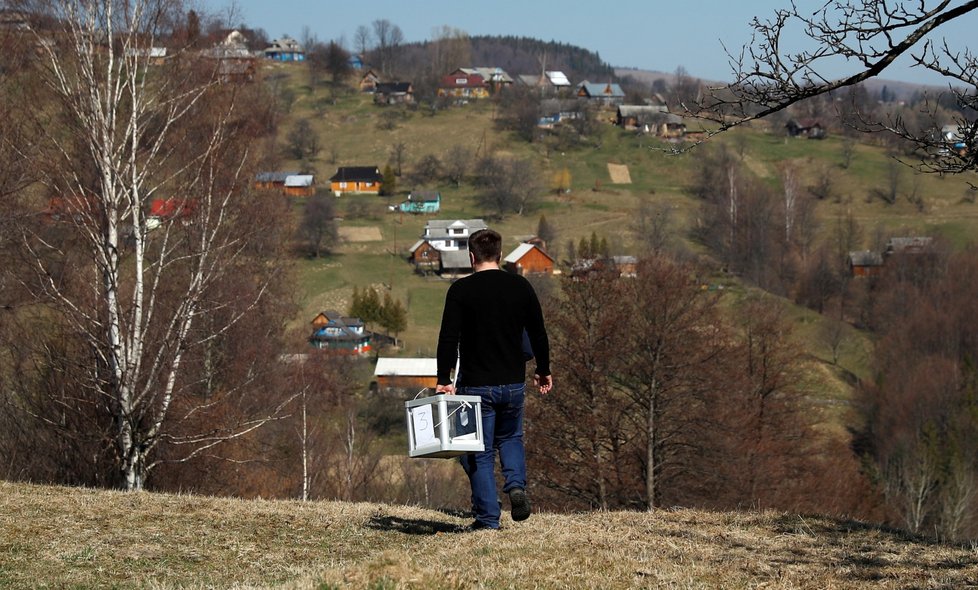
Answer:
[
  {"left": 436, "top": 384, "right": 456, "bottom": 395},
  {"left": 534, "top": 374, "right": 553, "bottom": 395}
]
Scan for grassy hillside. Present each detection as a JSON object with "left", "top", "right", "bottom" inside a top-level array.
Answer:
[
  {"left": 2, "top": 481, "right": 976, "bottom": 589},
  {"left": 271, "top": 60, "right": 977, "bottom": 383}
]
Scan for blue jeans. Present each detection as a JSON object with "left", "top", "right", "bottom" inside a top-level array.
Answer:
[{"left": 458, "top": 383, "right": 527, "bottom": 529}]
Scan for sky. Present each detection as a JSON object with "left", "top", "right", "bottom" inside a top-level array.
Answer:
[{"left": 221, "top": 0, "right": 975, "bottom": 87}]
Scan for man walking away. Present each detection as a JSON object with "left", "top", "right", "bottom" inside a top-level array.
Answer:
[{"left": 435, "top": 229, "right": 553, "bottom": 530}]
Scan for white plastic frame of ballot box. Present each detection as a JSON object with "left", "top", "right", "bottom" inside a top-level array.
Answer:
[{"left": 404, "top": 394, "right": 484, "bottom": 458}]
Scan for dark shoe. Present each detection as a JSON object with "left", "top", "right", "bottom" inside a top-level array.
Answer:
[{"left": 509, "top": 488, "right": 531, "bottom": 522}]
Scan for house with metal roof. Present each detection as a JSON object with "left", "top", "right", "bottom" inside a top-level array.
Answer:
[
  {"left": 374, "top": 82, "right": 415, "bottom": 105},
  {"left": 460, "top": 67, "right": 514, "bottom": 93},
  {"left": 374, "top": 358, "right": 438, "bottom": 390},
  {"left": 329, "top": 167, "right": 383, "bottom": 196},
  {"left": 504, "top": 243, "right": 554, "bottom": 276},
  {"left": 284, "top": 174, "right": 315, "bottom": 197},
  {"left": 848, "top": 251, "right": 884, "bottom": 278},
  {"left": 395, "top": 190, "right": 441, "bottom": 214},
  {"left": 407, "top": 219, "right": 489, "bottom": 275},
  {"left": 309, "top": 310, "right": 372, "bottom": 354},
  {"left": 577, "top": 82, "right": 626, "bottom": 105},
  {"left": 255, "top": 171, "right": 298, "bottom": 188},
  {"left": 263, "top": 36, "right": 304, "bottom": 61},
  {"left": 438, "top": 69, "right": 490, "bottom": 99}
]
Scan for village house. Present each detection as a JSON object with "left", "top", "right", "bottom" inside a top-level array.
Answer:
[
  {"left": 202, "top": 30, "right": 256, "bottom": 82},
  {"left": 437, "top": 68, "right": 490, "bottom": 100},
  {"left": 263, "top": 36, "right": 304, "bottom": 62},
  {"left": 308, "top": 311, "right": 372, "bottom": 354},
  {"left": 537, "top": 98, "right": 585, "bottom": 128},
  {"left": 373, "top": 358, "right": 438, "bottom": 391},
  {"left": 359, "top": 70, "right": 381, "bottom": 92},
  {"left": 283, "top": 174, "right": 315, "bottom": 197},
  {"left": 407, "top": 219, "right": 488, "bottom": 275},
  {"left": 785, "top": 119, "right": 827, "bottom": 139},
  {"left": 504, "top": 243, "right": 555, "bottom": 276},
  {"left": 394, "top": 190, "right": 441, "bottom": 214},
  {"left": 330, "top": 167, "right": 383, "bottom": 196},
  {"left": 518, "top": 70, "right": 572, "bottom": 95},
  {"left": 571, "top": 255, "right": 638, "bottom": 279},
  {"left": 373, "top": 82, "right": 415, "bottom": 105},
  {"left": 884, "top": 236, "right": 934, "bottom": 256},
  {"left": 460, "top": 67, "right": 514, "bottom": 93},
  {"left": 845, "top": 237, "right": 934, "bottom": 278},
  {"left": 255, "top": 171, "right": 298, "bottom": 191},
  {"left": 616, "top": 106, "right": 685, "bottom": 138},
  {"left": 577, "top": 82, "right": 626, "bottom": 106},
  {"left": 848, "top": 250, "right": 884, "bottom": 278}
]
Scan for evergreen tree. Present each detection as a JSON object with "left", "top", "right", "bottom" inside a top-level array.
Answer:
[
  {"left": 379, "top": 292, "right": 408, "bottom": 336},
  {"left": 579, "top": 236, "right": 591, "bottom": 259},
  {"left": 358, "top": 287, "right": 382, "bottom": 324},
  {"left": 381, "top": 165, "right": 397, "bottom": 196},
  {"left": 348, "top": 286, "right": 361, "bottom": 317},
  {"left": 537, "top": 214, "right": 556, "bottom": 248}
]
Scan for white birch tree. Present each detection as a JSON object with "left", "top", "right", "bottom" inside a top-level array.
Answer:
[{"left": 16, "top": 0, "right": 288, "bottom": 491}]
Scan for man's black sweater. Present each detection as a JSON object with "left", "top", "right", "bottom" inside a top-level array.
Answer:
[{"left": 436, "top": 268, "right": 550, "bottom": 387}]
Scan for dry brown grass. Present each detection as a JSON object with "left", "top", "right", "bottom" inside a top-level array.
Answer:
[{"left": 2, "top": 481, "right": 976, "bottom": 589}]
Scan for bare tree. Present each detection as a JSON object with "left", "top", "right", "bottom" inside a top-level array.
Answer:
[
  {"left": 353, "top": 25, "right": 371, "bottom": 58},
  {"left": 298, "top": 193, "right": 338, "bottom": 257},
  {"left": 529, "top": 273, "right": 636, "bottom": 511},
  {"left": 371, "top": 18, "right": 403, "bottom": 77},
  {"left": 474, "top": 156, "right": 542, "bottom": 217},
  {"left": 13, "top": 0, "right": 291, "bottom": 491},
  {"left": 286, "top": 118, "right": 320, "bottom": 160},
  {"left": 701, "top": 1, "right": 978, "bottom": 174},
  {"left": 620, "top": 255, "right": 732, "bottom": 509},
  {"left": 443, "top": 145, "right": 472, "bottom": 186}
]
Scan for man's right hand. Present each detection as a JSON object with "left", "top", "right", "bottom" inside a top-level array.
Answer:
[
  {"left": 534, "top": 374, "right": 553, "bottom": 395},
  {"left": 436, "top": 384, "right": 456, "bottom": 395}
]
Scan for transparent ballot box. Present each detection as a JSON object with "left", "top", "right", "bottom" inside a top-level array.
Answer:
[{"left": 405, "top": 394, "right": 484, "bottom": 458}]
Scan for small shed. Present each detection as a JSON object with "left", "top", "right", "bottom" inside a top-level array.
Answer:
[
  {"left": 255, "top": 171, "right": 297, "bottom": 191},
  {"left": 374, "top": 358, "right": 438, "bottom": 390},
  {"left": 848, "top": 251, "right": 884, "bottom": 278},
  {"left": 284, "top": 174, "right": 315, "bottom": 197},
  {"left": 504, "top": 243, "right": 554, "bottom": 276}
]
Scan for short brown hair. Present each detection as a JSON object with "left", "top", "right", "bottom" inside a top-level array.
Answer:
[{"left": 468, "top": 229, "right": 502, "bottom": 264}]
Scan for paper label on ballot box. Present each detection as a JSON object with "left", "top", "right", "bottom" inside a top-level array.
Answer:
[{"left": 411, "top": 405, "right": 437, "bottom": 447}]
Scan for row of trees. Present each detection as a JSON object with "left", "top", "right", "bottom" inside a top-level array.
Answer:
[
  {"left": 349, "top": 286, "right": 408, "bottom": 338},
  {"left": 527, "top": 256, "right": 873, "bottom": 517}
]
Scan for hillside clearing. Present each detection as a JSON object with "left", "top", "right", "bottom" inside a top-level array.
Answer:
[{"left": 1, "top": 481, "right": 975, "bottom": 589}]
